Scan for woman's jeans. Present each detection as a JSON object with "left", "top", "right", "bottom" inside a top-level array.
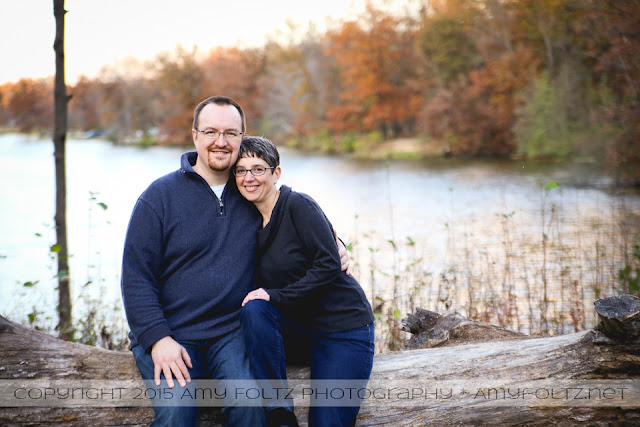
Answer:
[
  {"left": 241, "top": 300, "right": 375, "bottom": 427},
  {"left": 130, "top": 328, "right": 266, "bottom": 427}
]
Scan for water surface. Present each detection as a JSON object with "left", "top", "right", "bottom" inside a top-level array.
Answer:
[{"left": 1, "top": 134, "right": 638, "bottom": 340}]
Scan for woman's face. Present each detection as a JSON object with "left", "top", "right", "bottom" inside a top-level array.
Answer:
[{"left": 235, "top": 155, "right": 280, "bottom": 205}]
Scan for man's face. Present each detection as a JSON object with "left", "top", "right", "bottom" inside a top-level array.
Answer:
[{"left": 192, "top": 103, "right": 243, "bottom": 174}]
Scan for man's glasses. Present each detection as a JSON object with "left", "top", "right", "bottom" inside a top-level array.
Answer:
[
  {"left": 195, "top": 128, "right": 243, "bottom": 141},
  {"left": 233, "top": 166, "right": 276, "bottom": 177}
]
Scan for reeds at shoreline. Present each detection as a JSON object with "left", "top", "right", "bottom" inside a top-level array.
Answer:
[{"left": 352, "top": 185, "right": 640, "bottom": 353}]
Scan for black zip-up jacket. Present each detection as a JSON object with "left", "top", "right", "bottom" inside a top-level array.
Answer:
[{"left": 258, "top": 185, "right": 374, "bottom": 333}]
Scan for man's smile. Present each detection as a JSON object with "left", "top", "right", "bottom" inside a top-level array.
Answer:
[{"left": 210, "top": 149, "right": 230, "bottom": 156}]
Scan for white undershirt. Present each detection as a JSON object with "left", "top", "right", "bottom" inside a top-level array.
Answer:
[{"left": 211, "top": 184, "right": 226, "bottom": 199}]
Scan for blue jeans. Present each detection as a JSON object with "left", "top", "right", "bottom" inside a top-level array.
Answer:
[
  {"left": 131, "top": 328, "right": 266, "bottom": 427},
  {"left": 241, "top": 300, "right": 375, "bottom": 427}
]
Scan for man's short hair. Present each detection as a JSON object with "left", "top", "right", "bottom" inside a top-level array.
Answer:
[
  {"left": 238, "top": 136, "right": 280, "bottom": 168},
  {"left": 193, "top": 96, "right": 246, "bottom": 133}
]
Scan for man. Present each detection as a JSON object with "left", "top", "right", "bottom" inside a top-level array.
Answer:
[{"left": 121, "top": 95, "right": 348, "bottom": 426}]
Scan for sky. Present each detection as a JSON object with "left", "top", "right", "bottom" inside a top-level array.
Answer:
[{"left": 1, "top": 0, "right": 417, "bottom": 84}]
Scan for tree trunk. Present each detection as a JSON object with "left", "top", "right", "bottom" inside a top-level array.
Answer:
[
  {"left": 53, "top": 0, "right": 72, "bottom": 341},
  {"left": 1, "top": 296, "right": 639, "bottom": 426}
]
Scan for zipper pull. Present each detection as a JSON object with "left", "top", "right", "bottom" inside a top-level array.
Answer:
[{"left": 219, "top": 198, "right": 224, "bottom": 215}]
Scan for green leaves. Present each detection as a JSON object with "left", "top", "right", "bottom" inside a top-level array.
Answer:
[
  {"left": 545, "top": 181, "right": 560, "bottom": 191},
  {"left": 89, "top": 190, "right": 108, "bottom": 210}
]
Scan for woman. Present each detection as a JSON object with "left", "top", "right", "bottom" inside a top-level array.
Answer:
[{"left": 235, "top": 136, "right": 375, "bottom": 427}]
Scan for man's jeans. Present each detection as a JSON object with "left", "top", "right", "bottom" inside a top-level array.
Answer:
[
  {"left": 131, "top": 328, "right": 266, "bottom": 427},
  {"left": 241, "top": 300, "right": 375, "bottom": 427}
]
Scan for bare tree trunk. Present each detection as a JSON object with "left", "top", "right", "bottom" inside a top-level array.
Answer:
[{"left": 53, "top": 0, "right": 72, "bottom": 341}]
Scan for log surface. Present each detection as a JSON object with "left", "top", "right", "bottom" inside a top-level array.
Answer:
[{"left": 1, "top": 295, "right": 640, "bottom": 426}]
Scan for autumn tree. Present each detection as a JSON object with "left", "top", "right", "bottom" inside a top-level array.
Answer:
[
  {"left": 150, "top": 46, "right": 208, "bottom": 145},
  {"left": 97, "top": 77, "right": 134, "bottom": 141},
  {"left": 200, "top": 46, "right": 268, "bottom": 135},
  {"left": 585, "top": 0, "right": 640, "bottom": 184},
  {"left": 418, "top": 0, "right": 539, "bottom": 156},
  {"left": 0, "top": 83, "right": 12, "bottom": 127},
  {"left": 325, "top": 4, "right": 425, "bottom": 139},
  {"left": 6, "top": 78, "right": 53, "bottom": 132},
  {"left": 3, "top": 0, "right": 631, "bottom": 180},
  {"left": 507, "top": 0, "right": 637, "bottom": 168},
  {"left": 68, "top": 75, "right": 102, "bottom": 131},
  {"left": 417, "top": 1, "right": 482, "bottom": 86},
  {"left": 254, "top": 41, "right": 300, "bottom": 141},
  {"left": 96, "top": 76, "right": 159, "bottom": 143},
  {"left": 261, "top": 24, "right": 338, "bottom": 146}
]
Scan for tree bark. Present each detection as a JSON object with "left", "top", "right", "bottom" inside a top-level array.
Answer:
[
  {"left": 53, "top": 0, "right": 72, "bottom": 340},
  {"left": 1, "top": 295, "right": 639, "bottom": 426},
  {"left": 402, "top": 307, "right": 526, "bottom": 349},
  {"left": 594, "top": 294, "right": 640, "bottom": 342}
]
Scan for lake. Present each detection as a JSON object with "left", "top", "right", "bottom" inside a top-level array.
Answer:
[{"left": 1, "top": 133, "right": 638, "bottom": 348}]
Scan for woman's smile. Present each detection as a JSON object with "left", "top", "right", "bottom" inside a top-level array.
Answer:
[{"left": 243, "top": 183, "right": 260, "bottom": 192}]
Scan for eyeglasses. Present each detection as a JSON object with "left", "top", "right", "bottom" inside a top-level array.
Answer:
[
  {"left": 233, "top": 166, "right": 276, "bottom": 176},
  {"left": 195, "top": 128, "right": 243, "bottom": 141}
]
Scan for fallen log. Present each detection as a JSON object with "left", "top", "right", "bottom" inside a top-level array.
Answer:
[{"left": 1, "top": 296, "right": 639, "bottom": 426}]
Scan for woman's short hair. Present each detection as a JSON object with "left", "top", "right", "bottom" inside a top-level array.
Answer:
[{"left": 238, "top": 136, "right": 280, "bottom": 168}]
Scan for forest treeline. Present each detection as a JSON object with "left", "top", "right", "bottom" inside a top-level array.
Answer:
[{"left": 1, "top": 0, "right": 638, "bottom": 183}]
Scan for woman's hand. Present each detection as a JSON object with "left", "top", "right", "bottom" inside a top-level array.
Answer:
[
  {"left": 334, "top": 229, "right": 351, "bottom": 275},
  {"left": 242, "top": 288, "right": 270, "bottom": 306}
]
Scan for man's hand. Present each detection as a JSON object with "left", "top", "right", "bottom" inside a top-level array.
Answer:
[
  {"left": 151, "top": 336, "right": 193, "bottom": 388},
  {"left": 334, "top": 229, "right": 351, "bottom": 276}
]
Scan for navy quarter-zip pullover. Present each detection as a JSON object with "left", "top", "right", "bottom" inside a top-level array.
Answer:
[{"left": 121, "top": 152, "right": 261, "bottom": 352}]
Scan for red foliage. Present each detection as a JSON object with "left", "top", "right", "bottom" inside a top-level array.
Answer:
[{"left": 420, "top": 46, "right": 540, "bottom": 156}]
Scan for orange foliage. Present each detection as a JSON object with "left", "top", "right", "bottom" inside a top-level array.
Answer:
[
  {"left": 150, "top": 46, "right": 268, "bottom": 145},
  {"left": 200, "top": 47, "right": 267, "bottom": 135},
  {"left": 421, "top": 46, "right": 540, "bottom": 155},
  {"left": 0, "top": 82, "right": 12, "bottom": 126},
  {"left": 2, "top": 0, "right": 635, "bottom": 175},
  {"left": 68, "top": 75, "right": 102, "bottom": 131},
  {"left": 325, "top": 5, "right": 425, "bottom": 138},
  {"left": 153, "top": 47, "right": 206, "bottom": 145},
  {"left": 5, "top": 78, "right": 54, "bottom": 132}
]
